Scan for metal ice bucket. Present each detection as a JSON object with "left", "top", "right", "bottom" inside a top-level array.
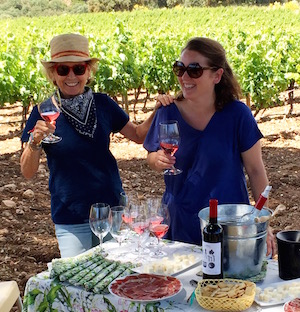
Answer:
[{"left": 199, "top": 204, "right": 272, "bottom": 279}]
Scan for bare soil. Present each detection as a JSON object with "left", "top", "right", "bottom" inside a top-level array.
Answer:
[{"left": 0, "top": 93, "right": 299, "bottom": 299}]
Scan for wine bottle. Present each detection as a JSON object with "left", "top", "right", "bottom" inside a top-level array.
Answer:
[
  {"left": 252, "top": 185, "right": 272, "bottom": 218},
  {"left": 202, "top": 199, "right": 224, "bottom": 279}
]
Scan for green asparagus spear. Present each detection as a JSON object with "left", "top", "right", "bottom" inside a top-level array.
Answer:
[
  {"left": 84, "top": 261, "right": 119, "bottom": 291},
  {"left": 92, "top": 265, "right": 131, "bottom": 293}
]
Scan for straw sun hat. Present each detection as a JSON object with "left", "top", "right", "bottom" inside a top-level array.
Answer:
[{"left": 41, "top": 33, "right": 99, "bottom": 69}]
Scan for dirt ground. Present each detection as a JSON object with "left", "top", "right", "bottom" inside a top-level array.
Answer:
[{"left": 0, "top": 92, "right": 299, "bottom": 299}]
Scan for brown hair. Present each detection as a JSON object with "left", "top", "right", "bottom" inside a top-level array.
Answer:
[{"left": 175, "top": 37, "right": 241, "bottom": 111}]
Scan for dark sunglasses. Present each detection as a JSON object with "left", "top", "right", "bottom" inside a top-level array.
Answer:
[
  {"left": 172, "top": 61, "right": 218, "bottom": 79},
  {"left": 55, "top": 64, "right": 88, "bottom": 76}
]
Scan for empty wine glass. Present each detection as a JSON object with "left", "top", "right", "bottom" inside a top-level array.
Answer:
[
  {"left": 38, "top": 97, "right": 62, "bottom": 143},
  {"left": 149, "top": 203, "right": 170, "bottom": 258},
  {"left": 159, "top": 120, "right": 182, "bottom": 175},
  {"left": 110, "top": 206, "right": 130, "bottom": 247},
  {"left": 89, "top": 203, "right": 111, "bottom": 254}
]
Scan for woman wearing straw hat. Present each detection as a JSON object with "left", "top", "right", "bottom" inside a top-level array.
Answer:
[{"left": 20, "top": 33, "right": 164, "bottom": 258}]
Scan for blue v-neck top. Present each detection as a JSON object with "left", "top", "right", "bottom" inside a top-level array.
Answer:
[{"left": 144, "top": 100, "right": 263, "bottom": 245}]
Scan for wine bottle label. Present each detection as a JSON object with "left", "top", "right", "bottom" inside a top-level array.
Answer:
[{"left": 202, "top": 241, "right": 222, "bottom": 275}]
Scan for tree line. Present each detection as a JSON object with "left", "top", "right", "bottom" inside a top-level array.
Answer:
[{"left": 0, "top": 0, "right": 285, "bottom": 18}]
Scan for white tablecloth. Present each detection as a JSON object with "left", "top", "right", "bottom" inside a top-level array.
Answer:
[{"left": 22, "top": 239, "right": 294, "bottom": 312}]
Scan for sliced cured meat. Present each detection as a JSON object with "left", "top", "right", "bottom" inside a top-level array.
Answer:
[
  {"left": 284, "top": 298, "right": 300, "bottom": 312},
  {"left": 109, "top": 273, "right": 182, "bottom": 302}
]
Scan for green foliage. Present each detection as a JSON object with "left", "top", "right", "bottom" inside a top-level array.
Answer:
[
  {"left": 70, "top": 2, "right": 89, "bottom": 13},
  {"left": 0, "top": 6, "right": 300, "bottom": 113},
  {"left": 94, "top": 21, "right": 140, "bottom": 96}
]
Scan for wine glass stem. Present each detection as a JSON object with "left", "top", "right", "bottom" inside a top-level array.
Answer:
[
  {"left": 137, "top": 235, "right": 142, "bottom": 256},
  {"left": 99, "top": 235, "right": 103, "bottom": 250},
  {"left": 156, "top": 238, "right": 162, "bottom": 255}
]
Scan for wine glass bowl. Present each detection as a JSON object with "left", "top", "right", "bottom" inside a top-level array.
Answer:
[
  {"left": 159, "top": 120, "right": 182, "bottom": 175},
  {"left": 38, "top": 98, "right": 62, "bottom": 143},
  {"left": 89, "top": 203, "right": 111, "bottom": 254},
  {"left": 110, "top": 206, "right": 130, "bottom": 247},
  {"left": 119, "top": 191, "right": 129, "bottom": 207},
  {"left": 149, "top": 203, "right": 170, "bottom": 258},
  {"left": 129, "top": 203, "right": 150, "bottom": 261}
]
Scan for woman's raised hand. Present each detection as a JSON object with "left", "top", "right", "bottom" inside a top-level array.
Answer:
[
  {"left": 153, "top": 149, "right": 176, "bottom": 172},
  {"left": 32, "top": 119, "right": 56, "bottom": 144},
  {"left": 154, "top": 94, "right": 175, "bottom": 109}
]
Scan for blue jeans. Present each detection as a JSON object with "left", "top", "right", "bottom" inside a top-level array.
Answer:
[{"left": 55, "top": 223, "right": 100, "bottom": 258}]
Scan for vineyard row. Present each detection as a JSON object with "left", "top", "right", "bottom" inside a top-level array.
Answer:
[{"left": 0, "top": 6, "right": 300, "bottom": 113}]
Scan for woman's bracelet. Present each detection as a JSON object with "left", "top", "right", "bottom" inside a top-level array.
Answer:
[{"left": 27, "top": 132, "right": 42, "bottom": 151}]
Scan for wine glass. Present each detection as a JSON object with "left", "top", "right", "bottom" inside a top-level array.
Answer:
[
  {"left": 89, "top": 203, "right": 112, "bottom": 254},
  {"left": 159, "top": 120, "right": 182, "bottom": 175},
  {"left": 38, "top": 98, "right": 62, "bottom": 143},
  {"left": 130, "top": 203, "right": 150, "bottom": 262},
  {"left": 110, "top": 206, "right": 130, "bottom": 247},
  {"left": 146, "top": 198, "right": 162, "bottom": 248},
  {"left": 119, "top": 191, "right": 129, "bottom": 207},
  {"left": 149, "top": 203, "right": 170, "bottom": 258}
]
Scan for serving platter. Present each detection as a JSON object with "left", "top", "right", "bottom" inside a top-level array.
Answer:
[
  {"left": 108, "top": 273, "right": 183, "bottom": 303},
  {"left": 255, "top": 279, "right": 300, "bottom": 306},
  {"left": 283, "top": 298, "right": 300, "bottom": 312},
  {"left": 132, "top": 244, "right": 202, "bottom": 276}
]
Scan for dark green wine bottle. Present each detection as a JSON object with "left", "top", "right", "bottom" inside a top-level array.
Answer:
[{"left": 202, "top": 199, "right": 224, "bottom": 279}]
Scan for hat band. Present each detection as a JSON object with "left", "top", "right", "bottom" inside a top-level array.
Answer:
[{"left": 51, "top": 50, "right": 90, "bottom": 60}]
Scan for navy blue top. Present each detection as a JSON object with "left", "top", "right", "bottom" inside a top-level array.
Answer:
[
  {"left": 21, "top": 93, "right": 129, "bottom": 224},
  {"left": 143, "top": 100, "right": 263, "bottom": 245}
]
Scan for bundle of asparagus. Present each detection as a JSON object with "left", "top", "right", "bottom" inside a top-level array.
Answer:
[{"left": 50, "top": 249, "right": 134, "bottom": 294}]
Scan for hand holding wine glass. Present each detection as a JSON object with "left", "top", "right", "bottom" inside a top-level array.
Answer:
[
  {"left": 38, "top": 97, "right": 62, "bottom": 143},
  {"left": 159, "top": 120, "right": 182, "bottom": 175},
  {"left": 89, "top": 203, "right": 112, "bottom": 254}
]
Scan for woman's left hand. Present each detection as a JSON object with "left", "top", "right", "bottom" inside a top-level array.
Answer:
[{"left": 266, "top": 226, "right": 277, "bottom": 258}]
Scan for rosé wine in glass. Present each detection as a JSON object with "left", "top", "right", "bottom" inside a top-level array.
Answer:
[
  {"left": 41, "top": 111, "right": 60, "bottom": 123},
  {"left": 150, "top": 224, "right": 169, "bottom": 239},
  {"left": 149, "top": 203, "right": 170, "bottom": 258},
  {"left": 160, "top": 141, "right": 179, "bottom": 156},
  {"left": 129, "top": 204, "right": 150, "bottom": 262},
  {"left": 159, "top": 120, "right": 182, "bottom": 175},
  {"left": 38, "top": 98, "right": 62, "bottom": 144}
]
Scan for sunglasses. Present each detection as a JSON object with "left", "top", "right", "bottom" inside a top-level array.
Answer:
[
  {"left": 55, "top": 64, "right": 88, "bottom": 76},
  {"left": 172, "top": 61, "right": 218, "bottom": 79}
]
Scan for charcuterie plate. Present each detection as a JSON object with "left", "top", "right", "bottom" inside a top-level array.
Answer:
[
  {"left": 283, "top": 298, "right": 300, "bottom": 312},
  {"left": 108, "top": 273, "right": 183, "bottom": 303}
]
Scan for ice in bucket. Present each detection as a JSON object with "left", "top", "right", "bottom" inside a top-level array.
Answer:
[{"left": 199, "top": 204, "right": 272, "bottom": 279}]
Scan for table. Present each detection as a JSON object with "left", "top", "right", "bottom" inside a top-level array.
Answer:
[{"left": 22, "top": 240, "right": 293, "bottom": 312}]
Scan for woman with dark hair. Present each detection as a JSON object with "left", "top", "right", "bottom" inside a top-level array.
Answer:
[{"left": 144, "top": 37, "right": 276, "bottom": 256}]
